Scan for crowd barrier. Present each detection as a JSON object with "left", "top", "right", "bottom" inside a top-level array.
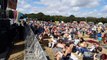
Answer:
[{"left": 24, "top": 26, "right": 47, "bottom": 60}]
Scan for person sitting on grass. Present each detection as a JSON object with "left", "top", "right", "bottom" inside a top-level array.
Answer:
[
  {"left": 75, "top": 41, "right": 89, "bottom": 56},
  {"left": 55, "top": 43, "right": 73, "bottom": 60},
  {"left": 79, "top": 37, "right": 85, "bottom": 43},
  {"left": 93, "top": 47, "right": 102, "bottom": 60},
  {"left": 48, "top": 35, "right": 57, "bottom": 48},
  {"left": 56, "top": 39, "right": 65, "bottom": 49},
  {"left": 74, "top": 36, "right": 80, "bottom": 46},
  {"left": 83, "top": 43, "right": 100, "bottom": 60}
]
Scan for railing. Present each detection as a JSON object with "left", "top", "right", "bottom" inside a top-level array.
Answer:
[{"left": 24, "top": 26, "right": 47, "bottom": 60}]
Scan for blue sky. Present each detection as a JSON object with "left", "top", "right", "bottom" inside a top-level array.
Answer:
[{"left": 17, "top": 0, "right": 107, "bottom": 17}]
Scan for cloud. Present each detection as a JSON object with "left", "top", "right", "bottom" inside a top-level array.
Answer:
[
  {"left": 102, "top": 5, "right": 107, "bottom": 12},
  {"left": 33, "top": 0, "right": 100, "bottom": 16},
  {"left": 17, "top": 0, "right": 34, "bottom": 13},
  {"left": 24, "top": 4, "right": 31, "bottom": 9},
  {"left": 17, "top": 0, "right": 107, "bottom": 17}
]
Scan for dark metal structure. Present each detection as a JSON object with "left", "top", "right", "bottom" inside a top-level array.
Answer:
[
  {"left": 0, "top": 0, "right": 8, "bottom": 19},
  {"left": 0, "top": 0, "right": 17, "bottom": 60}
]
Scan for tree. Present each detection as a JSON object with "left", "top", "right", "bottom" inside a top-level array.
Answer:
[
  {"left": 25, "top": 13, "right": 107, "bottom": 23},
  {"left": 44, "top": 15, "right": 50, "bottom": 21},
  {"left": 37, "top": 12, "right": 45, "bottom": 21},
  {"left": 68, "top": 15, "right": 75, "bottom": 22}
]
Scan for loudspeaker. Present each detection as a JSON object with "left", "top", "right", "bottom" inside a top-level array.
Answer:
[{"left": 0, "top": 20, "right": 10, "bottom": 53}]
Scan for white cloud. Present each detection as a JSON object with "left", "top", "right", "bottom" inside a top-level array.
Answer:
[
  {"left": 17, "top": 0, "right": 107, "bottom": 17},
  {"left": 76, "top": 9, "right": 107, "bottom": 18},
  {"left": 17, "top": 8, "right": 24, "bottom": 12},
  {"left": 38, "top": 0, "right": 100, "bottom": 8},
  {"left": 17, "top": 0, "right": 33, "bottom": 13},
  {"left": 32, "top": 0, "right": 100, "bottom": 16},
  {"left": 24, "top": 4, "right": 31, "bottom": 9},
  {"left": 102, "top": 5, "right": 107, "bottom": 12}
]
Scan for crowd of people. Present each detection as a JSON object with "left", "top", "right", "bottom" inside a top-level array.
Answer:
[{"left": 29, "top": 20, "right": 107, "bottom": 60}]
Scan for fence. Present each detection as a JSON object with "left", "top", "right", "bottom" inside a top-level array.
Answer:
[{"left": 24, "top": 26, "right": 47, "bottom": 60}]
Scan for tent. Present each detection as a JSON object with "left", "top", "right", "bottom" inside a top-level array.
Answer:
[{"left": 98, "top": 22, "right": 103, "bottom": 25}]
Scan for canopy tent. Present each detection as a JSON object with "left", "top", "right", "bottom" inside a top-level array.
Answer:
[{"left": 98, "top": 22, "right": 103, "bottom": 25}]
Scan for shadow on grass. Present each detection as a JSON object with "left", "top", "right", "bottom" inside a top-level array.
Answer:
[
  {"left": 13, "top": 39, "right": 24, "bottom": 44},
  {"left": 39, "top": 40, "right": 49, "bottom": 50},
  {"left": 10, "top": 43, "right": 24, "bottom": 55}
]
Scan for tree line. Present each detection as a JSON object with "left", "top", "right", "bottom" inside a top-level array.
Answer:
[{"left": 25, "top": 12, "right": 107, "bottom": 23}]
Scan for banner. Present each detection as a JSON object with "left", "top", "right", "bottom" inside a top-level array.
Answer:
[{"left": 7, "top": 0, "right": 17, "bottom": 10}]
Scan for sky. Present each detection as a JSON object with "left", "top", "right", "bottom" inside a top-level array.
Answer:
[{"left": 17, "top": 0, "right": 107, "bottom": 17}]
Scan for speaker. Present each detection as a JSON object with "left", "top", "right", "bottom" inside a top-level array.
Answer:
[{"left": 0, "top": 20, "right": 10, "bottom": 53}]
